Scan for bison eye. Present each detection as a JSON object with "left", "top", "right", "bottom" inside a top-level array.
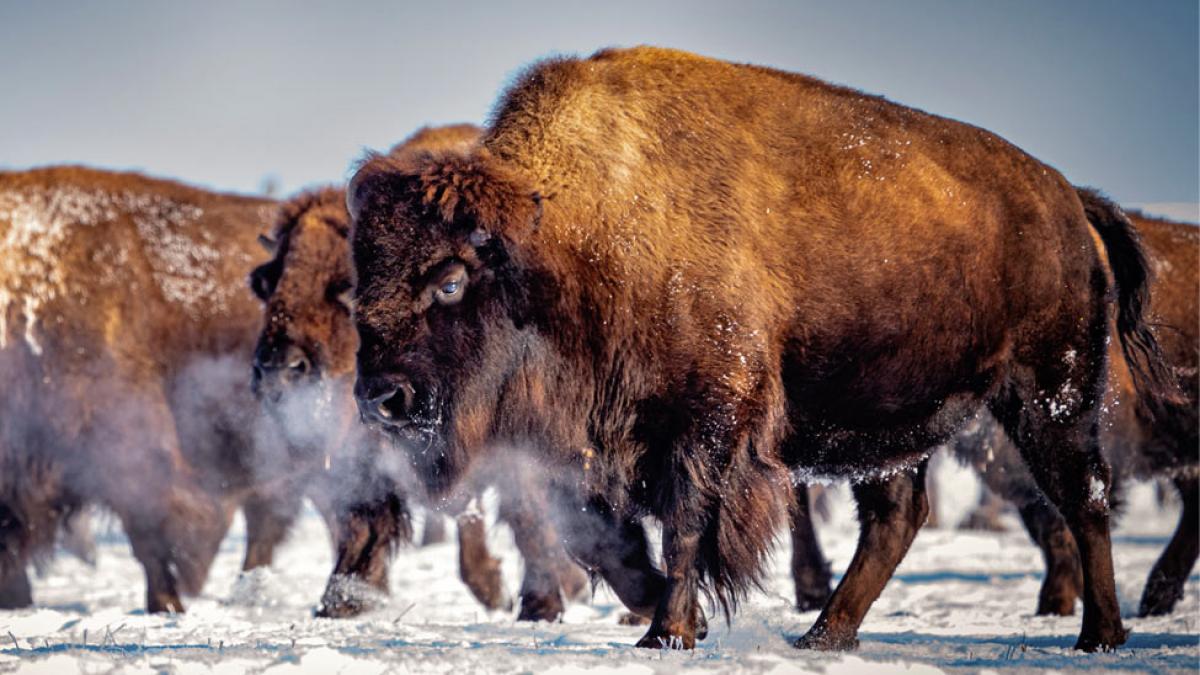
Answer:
[
  {"left": 249, "top": 266, "right": 275, "bottom": 301},
  {"left": 433, "top": 266, "right": 468, "bottom": 306}
]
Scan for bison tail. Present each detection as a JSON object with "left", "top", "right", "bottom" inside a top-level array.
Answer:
[{"left": 1076, "top": 187, "right": 1185, "bottom": 420}]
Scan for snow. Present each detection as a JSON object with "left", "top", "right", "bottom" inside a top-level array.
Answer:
[
  {"left": 0, "top": 474, "right": 1195, "bottom": 674},
  {"left": 0, "top": 185, "right": 238, "bottom": 354}
]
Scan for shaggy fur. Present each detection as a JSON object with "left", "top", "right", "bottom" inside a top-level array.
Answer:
[
  {"left": 251, "top": 124, "right": 587, "bottom": 620},
  {"left": 0, "top": 166, "right": 303, "bottom": 612},
  {"left": 347, "top": 46, "right": 1170, "bottom": 651}
]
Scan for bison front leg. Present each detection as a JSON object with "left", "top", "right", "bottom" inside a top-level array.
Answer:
[
  {"left": 638, "top": 413, "right": 787, "bottom": 650},
  {"left": 1139, "top": 475, "right": 1199, "bottom": 616},
  {"left": 241, "top": 484, "right": 305, "bottom": 571},
  {"left": 1017, "top": 498, "right": 1083, "bottom": 616},
  {"left": 555, "top": 497, "right": 666, "bottom": 621},
  {"left": 0, "top": 504, "right": 33, "bottom": 609},
  {"left": 636, "top": 524, "right": 704, "bottom": 649},
  {"left": 0, "top": 565, "right": 31, "bottom": 609},
  {"left": 497, "top": 483, "right": 580, "bottom": 622},
  {"left": 456, "top": 511, "right": 513, "bottom": 612},
  {"left": 795, "top": 461, "right": 929, "bottom": 651},
  {"left": 316, "top": 490, "right": 409, "bottom": 618}
]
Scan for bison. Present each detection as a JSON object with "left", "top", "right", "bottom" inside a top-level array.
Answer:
[
  {"left": 0, "top": 166, "right": 307, "bottom": 612},
  {"left": 250, "top": 124, "right": 587, "bottom": 620},
  {"left": 787, "top": 204, "right": 1200, "bottom": 621},
  {"left": 346, "top": 47, "right": 1175, "bottom": 651}
]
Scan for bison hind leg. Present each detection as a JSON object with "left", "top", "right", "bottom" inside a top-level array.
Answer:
[
  {"left": 989, "top": 351, "right": 1127, "bottom": 651},
  {"left": 794, "top": 461, "right": 930, "bottom": 651},
  {"left": 1138, "top": 474, "right": 1199, "bottom": 616}
]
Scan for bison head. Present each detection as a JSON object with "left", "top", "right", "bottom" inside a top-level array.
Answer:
[
  {"left": 346, "top": 150, "right": 543, "bottom": 494},
  {"left": 249, "top": 188, "right": 358, "bottom": 428}
]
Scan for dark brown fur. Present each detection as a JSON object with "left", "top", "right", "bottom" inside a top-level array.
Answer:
[
  {"left": 347, "top": 47, "right": 1167, "bottom": 651},
  {"left": 251, "top": 124, "right": 587, "bottom": 620},
  {"left": 0, "top": 166, "right": 306, "bottom": 612}
]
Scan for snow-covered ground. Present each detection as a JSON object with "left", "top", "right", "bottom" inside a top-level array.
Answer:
[{"left": 1, "top": 458, "right": 1196, "bottom": 674}]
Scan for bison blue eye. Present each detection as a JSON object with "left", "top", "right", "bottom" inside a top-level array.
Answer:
[{"left": 433, "top": 267, "right": 468, "bottom": 305}]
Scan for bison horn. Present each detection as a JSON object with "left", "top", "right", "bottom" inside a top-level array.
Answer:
[{"left": 257, "top": 233, "right": 278, "bottom": 252}]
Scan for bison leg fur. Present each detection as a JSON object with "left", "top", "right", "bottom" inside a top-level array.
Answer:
[
  {"left": 242, "top": 486, "right": 305, "bottom": 571},
  {"left": 790, "top": 482, "right": 833, "bottom": 612},
  {"left": 498, "top": 485, "right": 578, "bottom": 622},
  {"left": 456, "top": 511, "right": 513, "bottom": 612},
  {"left": 316, "top": 491, "right": 409, "bottom": 618},
  {"left": 1139, "top": 475, "right": 1199, "bottom": 616},
  {"left": 0, "top": 564, "right": 32, "bottom": 609},
  {"left": 991, "top": 372, "right": 1128, "bottom": 652},
  {"left": 420, "top": 512, "right": 449, "bottom": 546},
  {"left": 795, "top": 462, "right": 929, "bottom": 651}
]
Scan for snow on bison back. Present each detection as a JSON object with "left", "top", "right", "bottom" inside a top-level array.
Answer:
[{"left": 346, "top": 46, "right": 1176, "bottom": 652}]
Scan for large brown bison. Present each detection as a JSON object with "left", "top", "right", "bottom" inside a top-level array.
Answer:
[
  {"left": 347, "top": 47, "right": 1175, "bottom": 651},
  {"left": 0, "top": 166, "right": 304, "bottom": 612},
  {"left": 948, "top": 208, "right": 1198, "bottom": 617},
  {"left": 788, "top": 206, "right": 1199, "bottom": 620},
  {"left": 250, "top": 124, "right": 587, "bottom": 621}
]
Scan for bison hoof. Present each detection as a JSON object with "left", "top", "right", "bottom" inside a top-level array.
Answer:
[
  {"left": 1138, "top": 577, "right": 1184, "bottom": 617},
  {"left": 1074, "top": 625, "right": 1129, "bottom": 653},
  {"left": 316, "top": 602, "right": 362, "bottom": 619},
  {"left": 516, "top": 591, "right": 565, "bottom": 622},
  {"left": 316, "top": 575, "right": 386, "bottom": 619},
  {"left": 635, "top": 627, "right": 695, "bottom": 650},
  {"left": 794, "top": 586, "right": 832, "bottom": 613},
  {"left": 147, "top": 594, "right": 185, "bottom": 615},
  {"left": 794, "top": 627, "right": 859, "bottom": 651}
]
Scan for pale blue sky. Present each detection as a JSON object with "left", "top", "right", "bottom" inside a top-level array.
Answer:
[{"left": 1, "top": 1, "right": 1196, "bottom": 216}]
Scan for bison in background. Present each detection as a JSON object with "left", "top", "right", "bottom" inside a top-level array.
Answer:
[
  {"left": 250, "top": 124, "right": 587, "bottom": 621},
  {"left": 0, "top": 166, "right": 307, "bottom": 613},
  {"left": 347, "top": 46, "right": 1177, "bottom": 652}
]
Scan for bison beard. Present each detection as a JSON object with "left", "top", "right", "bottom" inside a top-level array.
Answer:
[{"left": 347, "top": 46, "right": 1174, "bottom": 651}]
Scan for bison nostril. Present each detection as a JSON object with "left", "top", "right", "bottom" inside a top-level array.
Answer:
[
  {"left": 380, "top": 391, "right": 407, "bottom": 420},
  {"left": 288, "top": 356, "right": 309, "bottom": 375}
]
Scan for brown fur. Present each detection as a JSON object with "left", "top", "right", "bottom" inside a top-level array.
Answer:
[
  {"left": 951, "top": 210, "right": 1199, "bottom": 616},
  {"left": 251, "top": 124, "right": 587, "bottom": 620},
  {"left": 347, "top": 47, "right": 1165, "bottom": 651},
  {"left": 0, "top": 166, "right": 297, "bottom": 612}
]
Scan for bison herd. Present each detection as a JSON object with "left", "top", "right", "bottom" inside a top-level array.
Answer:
[{"left": 0, "top": 47, "right": 1195, "bottom": 655}]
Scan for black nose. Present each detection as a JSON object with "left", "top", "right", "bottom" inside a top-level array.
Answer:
[
  {"left": 355, "top": 374, "right": 416, "bottom": 428},
  {"left": 252, "top": 343, "right": 312, "bottom": 392}
]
